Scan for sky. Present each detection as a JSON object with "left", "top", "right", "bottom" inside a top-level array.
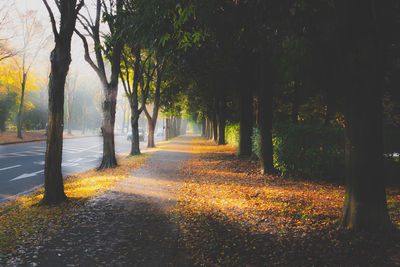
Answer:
[{"left": 10, "top": 0, "right": 100, "bottom": 82}]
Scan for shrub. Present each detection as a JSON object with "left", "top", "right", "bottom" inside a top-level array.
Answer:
[
  {"left": 225, "top": 123, "right": 240, "bottom": 147},
  {"left": 251, "top": 123, "right": 345, "bottom": 182}
]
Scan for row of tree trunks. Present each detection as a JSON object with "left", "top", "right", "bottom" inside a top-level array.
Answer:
[
  {"left": 201, "top": 93, "right": 227, "bottom": 145},
  {"left": 165, "top": 116, "right": 183, "bottom": 140}
]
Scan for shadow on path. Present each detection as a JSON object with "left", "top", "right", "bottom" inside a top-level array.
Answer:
[{"left": 15, "top": 136, "right": 195, "bottom": 267}]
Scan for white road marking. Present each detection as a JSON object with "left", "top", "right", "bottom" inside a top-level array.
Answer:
[
  {"left": 33, "top": 161, "right": 45, "bottom": 165},
  {"left": 10, "top": 170, "right": 44, "bottom": 181},
  {"left": 0, "top": 165, "right": 22, "bottom": 171},
  {"left": 64, "top": 144, "right": 102, "bottom": 154}
]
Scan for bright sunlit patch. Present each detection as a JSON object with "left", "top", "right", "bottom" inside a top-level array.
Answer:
[
  {"left": 172, "top": 138, "right": 400, "bottom": 265},
  {"left": 0, "top": 153, "right": 147, "bottom": 256}
]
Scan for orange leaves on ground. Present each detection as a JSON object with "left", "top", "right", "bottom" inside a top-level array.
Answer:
[
  {"left": 173, "top": 138, "right": 400, "bottom": 266},
  {"left": 0, "top": 154, "right": 147, "bottom": 256},
  {"left": 175, "top": 139, "right": 344, "bottom": 234},
  {"left": 0, "top": 131, "right": 46, "bottom": 144}
]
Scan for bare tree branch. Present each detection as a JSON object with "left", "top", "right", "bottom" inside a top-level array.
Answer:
[
  {"left": 75, "top": 0, "right": 85, "bottom": 15},
  {"left": 74, "top": 29, "right": 107, "bottom": 85},
  {"left": 42, "top": 0, "right": 59, "bottom": 38}
]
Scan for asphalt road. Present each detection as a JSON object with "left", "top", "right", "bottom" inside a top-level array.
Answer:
[{"left": 0, "top": 134, "right": 156, "bottom": 201}]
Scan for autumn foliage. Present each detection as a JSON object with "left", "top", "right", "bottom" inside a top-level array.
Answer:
[
  {"left": 173, "top": 138, "right": 400, "bottom": 266},
  {"left": 0, "top": 154, "right": 146, "bottom": 256}
]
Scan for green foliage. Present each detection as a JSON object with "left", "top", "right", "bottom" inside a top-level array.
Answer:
[
  {"left": 225, "top": 123, "right": 239, "bottom": 147},
  {"left": 249, "top": 123, "right": 345, "bottom": 182},
  {"left": 251, "top": 127, "right": 261, "bottom": 159},
  {"left": 271, "top": 123, "right": 344, "bottom": 182},
  {"left": 0, "top": 92, "right": 17, "bottom": 132}
]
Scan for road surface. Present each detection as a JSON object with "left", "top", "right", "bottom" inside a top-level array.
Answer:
[{"left": 0, "top": 135, "right": 158, "bottom": 201}]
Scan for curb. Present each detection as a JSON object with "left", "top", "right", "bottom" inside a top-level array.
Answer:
[{"left": 0, "top": 134, "right": 103, "bottom": 146}]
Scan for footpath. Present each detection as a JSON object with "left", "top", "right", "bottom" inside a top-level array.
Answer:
[
  {"left": 5, "top": 136, "right": 194, "bottom": 266},
  {"left": 3, "top": 135, "right": 400, "bottom": 266}
]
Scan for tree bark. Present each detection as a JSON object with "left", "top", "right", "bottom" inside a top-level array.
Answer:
[
  {"left": 258, "top": 55, "right": 275, "bottom": 174},
  {"left": 217, "top": 95, "right": 226, "bottom": 145},
  {"left": 41, "top": 0, "right": 84, "bottom": 205},
  {"left": 98, "top": 83, "right": 119, "bottom": 169},
  {"left": 147, "top": 119, "right": 155, "bottom": 147},
  {"left": 212, "top": 112, "right": 218, "bottom": 142},
  {"left": 259, "top": 85, "right": 274, "bottom": 174},
  {"left": 16, "top": 73, "right": 27, "bottom": 139},
  {"left": 339, "top": 0, "right": 392, "bottom": 231},
  {"left": 201, "top": 117, "right": 206, "bottom": 137},
  {"left": 238, "top": 87, "right": 253, "bottom": 157},
  {"left": 130, "top": 111, "right": 141, "bottom": 155},
  {"left": 75, "top": 0, "right": 122, "bottom": 170}
]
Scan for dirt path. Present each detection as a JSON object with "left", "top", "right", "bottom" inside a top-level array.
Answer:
[{"left": 9, "top": 136, "right": 194, "bottom": 267}]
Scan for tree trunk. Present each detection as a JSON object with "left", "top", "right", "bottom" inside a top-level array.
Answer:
[
  {"left": 17, "top": 73, "right": 27, "bottom": 139},
  {"left": 339, "top": 0, "right": 392, "bottom": 231},
  {"left": 217, "top": 95, "right": 226, "bottom": 145},
  {"left": 147, "top": 119, "right": 155, "bottom": 148},
  {"left": 340, "top": 87, "right": 391, "bottom": 231},
  {"left": 291, "top": 82, "right": 299, "bottom": 124},
  {"left": 259, "top": 86, "right": 274, "bottom": 174},
  {"left": 42, "top": 46, "right": 69, "bottom": 204},
  {"left": 258, "top": 55, "right": 275, "bottom": 174},
  {"left": 98, "top": 83, "right": 118, "bottom": 169},
  {"left": 130, "top": 111, "right": 140, "bottom": 155},
  {"left": 41, "top": 0, "right": 83, "bottom": 205},
  {"left": 212, "top": 112, "right": 218, "bottom": 142},
  {"left": 238, "top": 87, "right": 253, "bottom": 157},
  {"left": 201, "top": 117, "right": 206, "bottom": 137}
]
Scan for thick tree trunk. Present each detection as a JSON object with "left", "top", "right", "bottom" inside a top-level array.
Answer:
[
  {"left": 43, "top": 48, "right": 68, "bottom": 204},
  {"left": 259, "top": 86, "right": 274, "bottom": 174},
  {"left": 41, "top": 0, "right": 83, "bottom": 205},
  {"left": 98, "top": 84, "right": 118, "bottom": 169},
  {"left": 17, "top": 73, "right": 27, "bottom": 139},
  {"left": 340, "top": 88, "right": 391, "bottom": 231},
  {"left": 258, "top": 56, "right": 275, "bottom": 174},
  {"left": 238, "top": 87, "right": 253, "bottom": 157},
  {"left": 147, "top": 120, "right": 155, "bottom": 148},
  {"left": 339, "top": 0, "right": 392, "bottom": 231},
  {"left": 130, "top": 112, "right": 140, "bottom": 155}
]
